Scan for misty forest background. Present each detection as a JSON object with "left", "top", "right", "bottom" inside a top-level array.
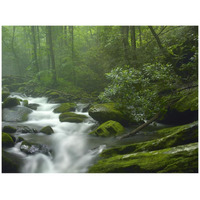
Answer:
[{"left": 2, "top": 26, "right": 198, "bottom": 121}]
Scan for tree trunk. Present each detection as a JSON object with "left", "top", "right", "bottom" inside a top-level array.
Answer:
[
  {"left": 138, "top": 26, "right": 142, "bottom": 46},
  {"left": 69, "top": 26, "right": 76, "bottom": 86},
  {"left": 64, "top": 26, "right": 67, "bottom": 46},
  {"left": 130, "top": 26, "right": 137, "bottom": 66},
  {"left": 121, "top": 26, "right": 130, "bottom": 66},
  {"left": 46, "top": 27, "right": 51, "bottom": 70},
  {"left": 47, "top": 26, "right": 57, "bottom": 85},
  {"left": 37, "top": 26, "right": 41, "bottom": 69},
  {"left": 11, "top": 27, "right": 22, "bottom": 75},
  {"left": 31, "top": 26, "right": 40, "bottom": 80},
  {"left": 118, "top": 113, "right": 160, "bottom": 140},
  {"left": 148, "top": 26, "right": 167, "bottom": 56}
]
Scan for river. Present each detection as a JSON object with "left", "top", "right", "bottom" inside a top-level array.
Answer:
[{"left": 3, "top": 93, "right": 168, "bottom": 173}]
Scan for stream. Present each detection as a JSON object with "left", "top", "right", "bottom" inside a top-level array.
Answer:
[{"left": 3, "top": 93, "right": 169, "bottom": 173}]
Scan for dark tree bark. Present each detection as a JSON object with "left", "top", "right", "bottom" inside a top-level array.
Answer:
[
  {"left": 46, "top": 27, "right": 51, "bottom": 70},
  {"left": 69, "top": 26, "right": 76, "bottom": 86},
  {"left": 130, "top": 26, "right": 137, "bottom": 66},
  {"left": 47, "top": 26, "right": 57, "bottom": 85},
  {"left": 31, "top": 26, "right": 40, "bottom": 80},
  {"left": 138, "top": 26, "right": 142, "bottom": 46},
  {"left": 121, "top": 26, "right": 131, "bottom": 66},
  {"left": 148, "top": 26, "right": 167, "bottom": 56},
  {"left": 64, "top": 26, "right": 67, "bottom": 46},
  {"left": 118, "top": 113, "right": 160, "bottom": 140},
  {"left": 11, "top": 27, "right": 22, "bottom": 75}
]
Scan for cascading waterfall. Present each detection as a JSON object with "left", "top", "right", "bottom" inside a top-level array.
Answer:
[{"left": 6, "top": 93, "right": 106, "bottom": 173}]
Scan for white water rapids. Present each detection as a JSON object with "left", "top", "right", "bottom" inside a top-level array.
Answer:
[{"left": 5, "top": 94, "right": 106, "bottom": 173}]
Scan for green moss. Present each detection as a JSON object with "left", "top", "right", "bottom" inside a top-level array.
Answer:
[
  {"left": 172, "top": 88, "right": 198, "bottom": 112},
  {"left": 101, "top": 121, "right": 198, "bottom": 157},
  {"left": 2, "top": 132, "right": 15, "bottom": 148},
  {"left": 22, "top": 100, "right": 29, "bottom": 107},
  {"left": 88, "top": 103, "right": 128, "bottom": 124},
  {"left": 53, "top": 103, "right": 76, "bottom": 113},
  {"left": 2, "top": 91, "right": 10, "bottom": 101},
  {"left": 2, "top": 97, "right": 20, "bottom": 108},
  {"left": 89, "top": 142, "right": 198, "bottom": 173},
  {"left": 59, "top": 112, "right": 87, "bottom": 122},
  {"left": 40, "top": 126, "right": 54, "bottom": 135},
  {"left": 89, "top": 120, "right": 124, "bottom": 137},
  {"left": 2, "top": 126, "right": 17, "bottom": 133},
  {"left": 2, "top": 151, "right": 19, "bottom": 173}
]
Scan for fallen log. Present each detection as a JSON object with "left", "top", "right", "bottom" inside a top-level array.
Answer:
[{"left": 118, "top": 113, "right": 160, "bottom": 140}]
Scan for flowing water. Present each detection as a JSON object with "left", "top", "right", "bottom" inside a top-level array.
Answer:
[
  {"left": 3, "top": 93, "right": 108, "bottom": 173},
  {"left": 3, "top": 93, "right": 169, "bottom": 173}
]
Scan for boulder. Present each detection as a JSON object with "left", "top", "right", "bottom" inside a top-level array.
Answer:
[
  {"left": 2, "top": 125, "right": 17, "bottom": 133},
  {"left": 89, "top": 120, "right": 124, "bottom": 137},
  {"left": 27, "top": 103, "right": 40, "bottom": 110},
  {"left": 2, "top": 132, "right": 15, "bottom": 148},
  {"left": 2, "top": 106, "right": 32, "bottom": 122},
  {"left": 40, "top": 126, "right": 54, "bottom": 135},
  {"left": 53, "top": 102, "right": 76, "bottom": 113},
  {"left": 16, "top": 136, "right": 25, "bottom": 143},
  {"left": 59, "top": 112, "right": 88, "bottom": 123},
  {"left": 20, "top": 140, "right": 50, "bottom": 155},
  {"left": 22, "top": 100, "right": 28, "bottom": 107},
  {"left": 101, "top": 121, "right": 198, "bottom": 158},
  {"left": 2, "top": 151, "right": 20, "bottom": 173},
  {"left": 17, "top": 126, "right": 38, "bottom": 133},
  {"left": 2, "top": 91, "right": 10, "bottom": 101},
  {"left": 2, "top": 97, "right": 20, "bottom": 108},
  {"left": 88, "top": 103, "right": 128, "bottom": 125},
  {"left": 159, "top": 88, "right": 198, "bottom": 125},
  {"left": 89, "top": 142, "right": 198, "bottom": 173}
]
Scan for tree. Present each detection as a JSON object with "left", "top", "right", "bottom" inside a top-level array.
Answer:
[
  {"left": 31, "top": 26, "right": 40, "bottom": 80},
  {"left": 46, "top": 26, "right": 57, "bottom": 85}
]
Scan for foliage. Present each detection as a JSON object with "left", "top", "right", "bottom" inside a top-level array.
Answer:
[{"left": 99, "top": 63, "right": 180, "bottom": 121}]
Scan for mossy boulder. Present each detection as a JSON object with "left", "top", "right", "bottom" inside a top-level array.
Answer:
[
  {"left": 89, "top": 142, "right": 198, "bottom": 173},
  {"left": 27, "top": 103, "right": 39, "bottom": 110},
  {"left": 2, "top": 97, "right": 20, "bottom": 108},
  {"left": 88, "top": 103, "right": 128, "bottom": 125},
  {"left": 101, "top": 121, "right": 198, "bottom": 158},
  {"left": 159, "top": 88, "right": 198, "bottom": 125},
  {"left": 2, "top": 150, "right": 20, "bottom": 173},
  {"left": 40, "top": 126, "right": 54, "bottom": 135},
  {"left": 22, "top": 100, "right": 29, "bottom": 107},
  {"left": 2, "top": 91, "right": 10, "bottom": 101},
  {"left": 53, "top": 103, "right": 76, "bottom": 113},
  {"left": 2, "top": 132, "right": 15, "bottom": 148},
  {"left": 20, "top": 140, "right": 50, "bottom": 155},
  {"left": 16, "top": 136, "right": 24, "bottom": 143},
  {"left": 2, "top": 125, "right": 17, "bottom": 133},
  {"left": 2, "top": 106, "right": 32, "bottom": 122},
  {"left": 89, "top": 120, "right": 125, "bottom": 137},
  {"left": 59, "top": 112, "right": 88, "bottom": 123}
]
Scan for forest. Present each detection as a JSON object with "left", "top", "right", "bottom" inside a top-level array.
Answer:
[{"left": 2, "top": 26, "right": 198, "bottom": 173}]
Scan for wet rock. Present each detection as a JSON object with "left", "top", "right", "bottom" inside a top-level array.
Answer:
[
  {"left": 2, "top": 125, "right": 17, "bottom": 133},
  {"left": 101, "top": 121, "right": 198, "bottom": 158},
  {"left": 2, "top": 91, "right": 10, "bottom": 101},
  {"left": 89, "top": 120, "right": 124, "bottom": 137},
  {"left": 53, "top": 102, "right": 76, "bottom": 113},
  {"left": 89, "top": 142, "right": 198, "bottom": 173},
  {"left": 27, "top": 103, "right": 40, "bottom": 110},
  {"left": 17, "top": 126, "right": 38, "bottom": 133},
  {"left": 2, "top": 97, "right": 20, "bottom": 108},
  {"left": 59, "top": 112, "right": 88, "bottom": 123},
  {"left": 2, "top": 150, "right": 20, "bottom": 173},
  {"left": 40, "top": 126, "right": 54, "bottom": 135},
  {"left": 2, "top": 106, "right": 32, "bottom": 122},
  {"left": 2, "top": 132, "right": 15, "bottom": 148},
  {"left": 20, "top": 140, "right": 51, "bottom": 155},
  {"left": 16, "top": 136, "right": 25, "bottom": 143},
  {"left": 158, "top": 88, "right": 198, "bottom": 125},
  {"left": 88, "top": 103, "right": 130, "bottom": 125}
]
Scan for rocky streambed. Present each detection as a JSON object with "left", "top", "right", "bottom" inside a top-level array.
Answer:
[{"left": 2, "top": 92, "right": 198, "bottom": 173}]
